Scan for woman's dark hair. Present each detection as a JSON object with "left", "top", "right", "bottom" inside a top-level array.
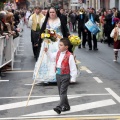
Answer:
[
  {"left": 0, "top": 13, "right": 6, "bottom": 21},
  {"left": 60, "top": 38, "right": 73, "bottom": 53},
  {"left": 40, "top": 7, "right": 61, "bottom": 34}
]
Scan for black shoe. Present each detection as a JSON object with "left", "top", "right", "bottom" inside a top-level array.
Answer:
[
  {"left": 61, "top": 106, "right": 70, "bottom": 112},
  {"left": 82, "top": 45, "right": 85, "bottom": 48},
  {"left": 94, "top": 48, "right": 98, "bottom": 51},
  {"left": 100, "top": 39, "right": 103, "bottom": 43},
  {"left": 78, "top": 45, "right": 81, "bottom": 49},
  {"left": 53, "top": 106, "right": 61, "bottom": 114},
  {"left": 0, "top": 72, "right": 6, "bottom": 77},
  {"left": 89, "top": 48, "right": 92, "bottom": 50}
]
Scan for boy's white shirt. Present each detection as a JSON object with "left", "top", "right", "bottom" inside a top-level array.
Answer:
[{"left": 46, "top": 50, "right": 77, "bottom": 81}]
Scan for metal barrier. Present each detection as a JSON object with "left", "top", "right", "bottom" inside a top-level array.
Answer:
[{"left": 0, "top": 19, "right": 24, "bottom": 70}]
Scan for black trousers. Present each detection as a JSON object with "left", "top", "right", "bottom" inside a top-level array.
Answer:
[
  {"left": 87, "top": 30, "right": 97, "bottom": 49},
  {"left": 0, "top": 68, "right": 2, "bottom": 77},
  {"left": 78, "top": 27, "right": 87, "bottom": 47},
  {"left": 31, "top": 30, "right": 40, "bottom": 60},
  {"left": 56, "top": 74, "right": 70, "bottom": 108},
  {"left": 36, "top": 38, "right": 43, "bottom": 60},
  {"left": 72, "top": 22, "right": 76, "bottom": 32},
  {"left": 107, "top": 31, "right": 113, "bottom": 46}
]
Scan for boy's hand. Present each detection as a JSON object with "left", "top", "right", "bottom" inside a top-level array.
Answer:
[{"left": 44, "top": 47, "right": 48, "bottom": 52}]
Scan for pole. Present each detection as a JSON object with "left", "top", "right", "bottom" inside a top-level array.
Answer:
[{"left": 26, "top": 51, "right": 45, "bottom": 106}]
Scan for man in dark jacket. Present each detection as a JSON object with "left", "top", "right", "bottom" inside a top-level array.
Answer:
[
  {"left": 105, "top": 9, "right": 114, "bottom": 46},
  {"left": 85, "top": 8, "right": 99, "bottom": 50},
  {"left": 77, "top": 8, "right": 87, "bottom": 48},
  {"left": 70, "top": 10, "right": 77, "bottom": 32},
  {"left": 60, "top": 8, "right": 67, "bottom": 25}
]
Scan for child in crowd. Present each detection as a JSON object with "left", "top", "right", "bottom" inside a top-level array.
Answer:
[
  {"left": 110, "top": 19, "right": 120, "bottom": 62},
  {"left": 44, "top": 38, "right": 77, "bottom": 114}
]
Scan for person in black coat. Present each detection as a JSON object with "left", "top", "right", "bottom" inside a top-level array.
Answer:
[
  {"left": 69, "top": 10, "right": 77, "bottom": 32},
  {"left": 76, "top": 8, "right": 87, "bottom": 48},
  {"left": 0, "top": 12, "right": 9, "bottom": 78},
  {"left": 85, "top": 8, "right": 99, "bottom": 50},
  {"left": 105, "top": 9, "right": 114, "bottom": 46},
  {"left": 60, "top": 8, "right": 67, "bottom": 25}
]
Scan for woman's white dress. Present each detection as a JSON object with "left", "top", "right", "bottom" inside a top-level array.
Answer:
[{"left": 33, "top": 18, "right": 62, "bottom": 83}]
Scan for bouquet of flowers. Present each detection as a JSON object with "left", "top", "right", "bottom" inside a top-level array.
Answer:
[
  {"left": 68, "top": 35, "right": 81, "bottom": 52},
  {"left": 41, "top": 28, "right": 57, "bottom": 43}
]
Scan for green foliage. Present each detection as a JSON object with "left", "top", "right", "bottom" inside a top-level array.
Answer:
[
  {"left": 0, "top": 2, "right": 4, "bottom": 9},
  {"left": 0, "top": 0, "right": 9, "bottom": 10},
  {"left": 0, "top": 0, "right": 7, "bottom": 2}
]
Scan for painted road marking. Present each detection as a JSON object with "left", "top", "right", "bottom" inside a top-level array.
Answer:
[
  {"left": 23, "top": 99, "right": 116, "bottom": 116},
  {"left": 105, "top": 88, "right": 120, "bottom": 103},
  {"left": 0, "top": 96, "right": 78, "bottom": 111},
  {"left": 0, "top": 94, "right": 110, "bottom": 99},
  {"left": 80, "top": 66, "right": 88, "bottom": 71},
  {"left": 0, "top": 80, "right": 9, "bottom": 82},
  {"left": 93, "top": 77, "right": 103, "bottom": 83},
  {"left": 16, "top": 54, "right": 23, "bottom": 56},
  {"left": 86, "top": 69, "right": 92, "bottom": 73},
  {"left": 6, "top": 68, "right": 22, "bottom": 71},
  {"left": 14, "top": 60, "right": 21, "bottom": 63},
  {"left": 19, "top": 46, "right": 24, "bottom": 48},
  {"left": 5, "top": 70, "right": 33, "bottom": 73},
  {"left": 80, "top": 66, "right": 92, "bottom": 73},
  {"left": 17, "top": 50, "right": 24, "bottom": 52},
  {"left": 1, "top": 114, "right": 120, "bottom": 120},
  {"left": 19, "top": 43, "right": 24, "bottom": 45}
]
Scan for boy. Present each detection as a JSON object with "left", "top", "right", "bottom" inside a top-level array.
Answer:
[{"left": 44, "top": 38, "right": 77, "bottom": 114}]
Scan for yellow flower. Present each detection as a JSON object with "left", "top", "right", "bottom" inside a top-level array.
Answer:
[
  {"left": 46, "top": 34, "right": 50, "bottom": 38},
  {"left": 69, "top": 35, "right": 81, "bottom": 46},
  {"left": 41, "top": 33, "right": 45, "bottom": 38}
]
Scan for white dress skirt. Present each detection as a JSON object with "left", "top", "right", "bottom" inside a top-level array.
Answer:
[
  {"left": 33, "top": 18, "right": 62, "bottom": 83},
  {"left": 33, "top": 18, "right": 80, "bottom": 83}
]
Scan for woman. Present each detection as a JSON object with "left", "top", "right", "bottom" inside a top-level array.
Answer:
[
  {"left": 33, "top": 7, "right": 70, "bottom": 84},
  {"left": 0, "top": 12, "right": 9, "bottom": 77},
  {"left": 5, "top": 12, "right": 20, "bottom": 39},
  {"left": 110, "top": 19, "right": 120, "bottom": 62},
  {"left": 0, "top": 12, "right": 9, "bottom": 36}
]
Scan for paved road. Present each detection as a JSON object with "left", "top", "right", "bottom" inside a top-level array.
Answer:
[{"left": 0, "top": 25, "right": 120, "bottom": 120}]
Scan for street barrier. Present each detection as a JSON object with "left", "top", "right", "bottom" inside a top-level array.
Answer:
[{"left": 0, "top": 19, "right": 24, "bottom": 71}]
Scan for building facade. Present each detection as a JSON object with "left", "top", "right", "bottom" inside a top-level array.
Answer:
[
  {"left": 109, "top": 0, "right": 120, "bottom": 10},
  {"left": 28, "top": 0, "right": 120, "bottom": 10},
  {"left": 69, "top": 0, "right": 120, "bottom": 10}
]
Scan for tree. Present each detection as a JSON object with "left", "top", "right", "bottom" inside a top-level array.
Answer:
[
  {"left": 0, "top": 0, "right": 9, "bottom": 10},
  {"left": 1, "top": 0, "right": 8, "bottom": 2}
]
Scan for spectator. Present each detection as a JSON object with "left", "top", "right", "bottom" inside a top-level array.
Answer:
[{"left": 69, "top": 10, "right": 77, "bottom": 32}]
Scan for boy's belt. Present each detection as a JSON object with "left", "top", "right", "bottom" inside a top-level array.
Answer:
[{"left": 56, "top": 68, "right": 61, "bottom": 75}]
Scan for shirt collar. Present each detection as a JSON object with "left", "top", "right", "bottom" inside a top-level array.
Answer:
[{"left": 60, "top": 50, "right": 67, "bottom": 54}]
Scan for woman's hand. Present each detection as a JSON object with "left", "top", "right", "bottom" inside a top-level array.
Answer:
[
  {"left": 44, "top": 47, "right": 48, "bottom": 52},
  {"left": 85, "top": 29, "right": 87, "bottom": 32},
  {"left": 16, "top": 28, "right": 20, "bottom": 32},
  {"left": 5, "top": 35, "right": 9, "bottom": 40}
]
